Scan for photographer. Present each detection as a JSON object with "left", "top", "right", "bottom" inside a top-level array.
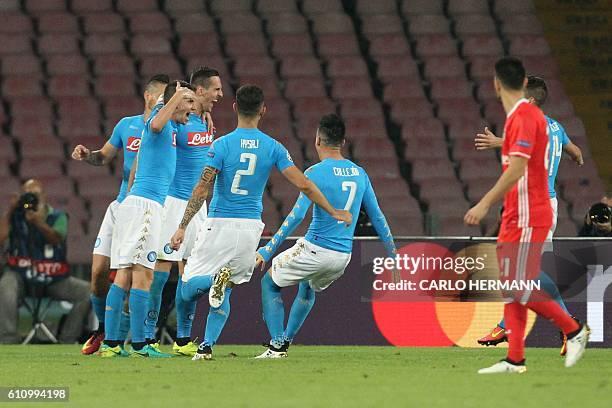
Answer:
[
  {"left": 578, "top": 202, "right": 612, "bottom": 237},
  {"left": 0, "top": 179, "right": 90, "bottom": 343}
]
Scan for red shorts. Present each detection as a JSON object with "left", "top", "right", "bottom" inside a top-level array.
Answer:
[{"left": 497, "top": 225, "right": 550, "bottom": 303}]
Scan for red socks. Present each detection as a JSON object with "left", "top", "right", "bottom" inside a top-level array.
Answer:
[
  {"left": 504, "top": 302, "right": 528, "bottom": 363},
  {"left": 526, "top": 300, "right": 580, "bottom": 334}
]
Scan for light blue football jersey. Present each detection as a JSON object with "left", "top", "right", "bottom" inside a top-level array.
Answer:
[
  {"left": 129, "top": 105, "right": 178, "bottom": 205},
  {"left": 546, "top": 115, "right": 570, "bottom": 199},
  {"left": 167, "top": 114, "right": 212, "bottom": 201},
  {"left": 107, "top": 115, "right": 145, "bottom": 203},
  {"left": 206, "top": 128, "right": 295, "bottom": 219},
  {"left": 259, "top": 158, "right": 396, "bottom": 260}
]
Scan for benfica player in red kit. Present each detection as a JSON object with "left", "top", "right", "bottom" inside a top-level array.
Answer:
[{"left": 464, "top": 57, "right": 589, "bottom": 374}]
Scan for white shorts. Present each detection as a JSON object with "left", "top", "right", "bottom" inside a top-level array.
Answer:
[
  {"left": 183, "top": 218, "right": 265, "bottom": 285},
  {"left": 157, "top": 195, "right": 207, "bottom": 262},
  {"left": 270, "top": 238, "right": 352, "bottom": 292},
  {"left": 110, "top": 196, "right": 163, "bottom": 270},
  {"left": 92, "top": 200, "right": 120, "bottom": 257},
  {"left": 545, "top": 197, "right": 559, "bottom": 246}
]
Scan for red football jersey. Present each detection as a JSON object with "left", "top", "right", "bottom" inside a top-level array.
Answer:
[{"left": 500, "top": 99, "right": 552, "bottom": 229}]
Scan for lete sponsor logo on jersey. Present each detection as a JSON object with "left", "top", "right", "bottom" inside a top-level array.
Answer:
[
  {"left": 126, "top": 137, "right": 141, "bottom": 152},
  {"left": 187, "top": 131, "right": 213, "bottom": 147}
]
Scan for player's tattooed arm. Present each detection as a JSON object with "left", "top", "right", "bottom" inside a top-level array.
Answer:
[
  {"left": 178, "top": 166, "right": 217, "bottom": 229},
  {"left": 71, "top": 142, "right": 118, "bottom": 166}
]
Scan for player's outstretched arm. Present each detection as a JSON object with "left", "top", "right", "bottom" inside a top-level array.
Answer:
[
  {"left": 564, "top": 141, "right": 584, "bottom": 166},
  {"left": 464, "top": 156, "right": 528, "bottom": 225},
  {"left": 170, "top": 166, "right": 217, "bottom": 249},
  {"left": 362, "top": 179, "right": 397, "bottom": 258},
  {"left": 150, "top": 81, "right": 191, "bottom": 132},
  {"left": 255, "top": 193, "right": 312, "bottom": 270},
  {"left": 71, "top": 141, "right": 118, "bottom": 166},
  {"left": 281, "top": 166, "right": 352, "bottom": 225},
  {"left": 474, "top": 127, "right": 503, "bottom": 151}
]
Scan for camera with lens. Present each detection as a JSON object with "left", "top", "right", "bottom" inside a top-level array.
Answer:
[
  {"left": 16, "top": 192, "right": 39, "bottom": 213},
  {"left": 589, "top": 203, "right": 611, "bottom": 224}
]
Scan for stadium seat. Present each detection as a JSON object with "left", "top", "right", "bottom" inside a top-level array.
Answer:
[
  {"left": 454, "top": 14, "right": 497, "bottom": 35},
  {"left": 411, "top": 158, "right": 456, "bottom": 182},
  {"left": 81, "top": 13, "right": 125, "bottom": 33},
  {"left": 302, "top": 0, "right": 344, "bottom": 14},
  {"left": 1, "top": 55, "right": 42, "bottom": 77},
  {"left": 400, "top": 118, "right": 445, "bottom": 140},
  {"left": 424, "top": 56, "right": 466, "bottom": 78},
  {"left": 129, "top": 12, "right": 172, "bottom": 34},
  {"left": 271, "top": 34, "right": 313, "bottom": 56},
  {"left": 285, "top": 78, "right": 327, "bottom": 98},
  {"left": 21, "top": 142, "right": 66, "bottom": 161},
  {"left": 509, "top": 36, "right": 551, "bottom": 57},
  {"left": 264, "top": 13, "right": 308, "bottom": 34},
  {"left": 20, "top": 160, "right": 64, "bottom": 180},
  {"left": 501, "top": 14, "right": 544, "bottom": 35},
  {"left": 2, "top": 76, "right": 43, "bottom": 97},
  {"left": 462, "top": 36, "right": 503, "bottom": 57},
  {"left": 131, "top": 35, "right": 173, "bottom": 56},
  {"left": 84, "top": 35, "right": 126, "bottom": 55},
  {"left": 0, "top": 0, "right": 19, "bottom": 11},
  {"left": 331, "top": 78, "right": 373, "bottom": 99},
  {"left": 317, "top": 34, "right": 360, "bottom": 56},
  {"left": 280, "top": 56, "right": 322, "bottom": 77},
  {"left": 0, "top": 12, "right": 32, "bottom": 33},
  {"left": 49, "top": 75, "right": 90, "bottom": 97},
  {"left": 327, "top": 56, "right": 369, "bottom": 77},
  {"left": 38, "top": 34, "right": 79, "bottom": 55},
  {"left": 10, "top": 96, "right": 53, "bottom": 118},
  {"left": 340, "top": 98, "right": 383, "bottom": 118},
  {"left": 172, "top": 13, "right": 215, "bottom": 34},
  {"left": 37, "top": 13, "right": 79, "bottom": 33},
  {"left": 437, "top": 98, "right": 482, "bottom": 124},
  {"left": 47, "top": 55, "right": 88, "bottom": 75},
  {"left": 409, "top": 15, "right": 450, "bottom": 35},
  {"left": 360, "top": 14, "right": 403, "bottom": 35},
  {"left": 310, "top": 13, "right": 354, "bottom": 34},
  {"left": 1, "top": 34, "right": 33, "bottom": 54},
  {"left": 416, "top": 34, "right": 457, "bottom": 57},
  {"left": 209, "top": 0, "right": 251, "bottom": 13},
  {"left": 93, "top": 55, "right": 135, "bottom": 75},
  {"left": 376, "top": 56, "right": 419, "bottom": 79},
  {"left": 139, "top": 56, "right": 183, "bottom": 79},
  {"left": 401, "top": 0, "right": 443, "bottom": 15},
  {"left": 234, "top": 57, "right": 275, "bottom": 77},
  {"left": 225, "top": 34, "right": 268, "bottom": 56},
  {"left": 367, "top": 34, "right": 410, "bottom": 56},
  {"left": 389, "top": 98, "right": 434, "bottom": 122},
  {"left": 383, "top": 79, "right": 426, "bottom": 101},
  {"left": 356, "top": 0, "right": 396, "bottom": 14},
  {"left": 448, "top": 0, "right": 490, "bottom": 15},
  {"left": 469, "top": 56, "right": 498, "bottom": 80},
  {"left": 78, "top": 175, "right": 122, "bottom": 199},
  {"left": 116, "top": 0, "right": 158, "bottom": 13},
  {"left": 72, "top": 1, "right": 113, "bottom": 14},
  {"left": 218, "top": 12, "right": 261, "bottom": 34},
  {"left": 257, "top": 0, "right": 298, "bottom": 14},
  {"left": 430, "top": 78, "right": 473, "bottom": 99},
  {"left": 494, "top": 0, "right": 535, "bottom": 15},
  {"left": 404, "top": 135, "right": 448, "bottom": 161}
]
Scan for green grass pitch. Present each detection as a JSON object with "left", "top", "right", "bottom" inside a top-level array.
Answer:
[{"left": 1, "top": 345, "right": 611, "bottom": 407}]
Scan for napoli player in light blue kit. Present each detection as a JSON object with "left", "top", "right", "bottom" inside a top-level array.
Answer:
[
  {"left": 71, "top": 74, "right": 169, "bottom": 355},
  {"left": 253, "top": 114, "right": 397, "bottom": 358},
  {"left": 143, "top": 67, "right": 223, "bottom": 357},
  {"left": 170, "top": 85, "right": 352, "bottom": 360},
  {"left": 474, "top": 75, "right": 584, "bottom": 352},
  {"left": 99, "top": 81, "right": 196, "bottom": 358}
]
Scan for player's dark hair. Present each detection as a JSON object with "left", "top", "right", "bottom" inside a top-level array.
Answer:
[
  {"left": 190, "top": 66, "right": 220, "bottom": 89},
  {"left": 318, "top": 114, "right": 345, "bottom": 147},
  {"left": 235, "top": 84, "right": 264, "bottom": 117},
  {"left": 494, "top": 57, "right": 526, "bottom": 91},
  {"left": 525, "top": 75, "right": 548, "bottom": 107},
  {"left": 145, "top": 74, "right": 170, "bottom": 92},
  {"left": 163, "top": 80, "right": 195, "bottom": 104}
]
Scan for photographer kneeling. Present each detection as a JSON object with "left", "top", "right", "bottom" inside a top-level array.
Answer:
[{"left": 0, "top": 179, "right": 90, "bottom": 343}]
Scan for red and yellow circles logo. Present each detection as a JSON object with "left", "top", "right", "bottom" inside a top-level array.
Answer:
[{"left": 371, "top": 242, "right": 536, "bottom": 347}]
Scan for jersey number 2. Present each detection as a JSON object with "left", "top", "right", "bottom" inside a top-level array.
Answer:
[{"left": 231, "top": 153, "right": 257, "bottom": 195}]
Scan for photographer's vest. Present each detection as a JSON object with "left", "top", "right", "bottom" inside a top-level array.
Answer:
[{"left": 6, "top": 205, "right": 69, "bottom": 284}]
